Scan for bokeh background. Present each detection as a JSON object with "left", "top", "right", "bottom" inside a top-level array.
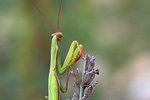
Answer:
[{"left": 0, "top": 0, "right": 150, "bottom": 100}]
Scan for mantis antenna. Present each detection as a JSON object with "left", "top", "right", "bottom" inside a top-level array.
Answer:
[
  {"left": 57, "top": 0, "right": 62, "bottom": 32},
  {"left": 30, "top": 0, "right": 63, "bottom": 33}
]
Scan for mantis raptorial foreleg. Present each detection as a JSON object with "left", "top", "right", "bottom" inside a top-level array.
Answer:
[{"left": 56, "top": 40, "right": 83, "bottom": 75}]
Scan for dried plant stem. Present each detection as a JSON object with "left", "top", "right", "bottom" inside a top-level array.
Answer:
[
  {"left": 71, "top": 54, "right": 99, "bottom": 100},
  {"left": 79, "top": 85, "right": 83, "bottom": 99}
]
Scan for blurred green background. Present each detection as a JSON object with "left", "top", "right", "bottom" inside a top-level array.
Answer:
[{"left": 0, "top": 0, "right": 150, "bottom": 100}]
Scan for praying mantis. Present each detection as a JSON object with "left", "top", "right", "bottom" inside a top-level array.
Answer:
[{"left": 31, "top": 0, "right": 84, "bottom": 100}]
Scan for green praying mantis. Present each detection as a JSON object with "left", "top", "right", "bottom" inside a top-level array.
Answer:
[{"left": 31, "top": 0, "right": 84, "bottom": 100}]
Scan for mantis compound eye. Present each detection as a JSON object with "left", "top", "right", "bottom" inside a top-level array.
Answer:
[{"left": 51, "top": 32, "right": 63, "bottom": 42}]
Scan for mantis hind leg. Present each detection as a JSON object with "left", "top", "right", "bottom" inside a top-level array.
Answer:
[{"left": 59, "top": 68, "right": 71, "bottom": 93}]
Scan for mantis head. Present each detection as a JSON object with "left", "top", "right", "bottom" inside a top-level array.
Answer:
[{"left": 51, "top": 32, "right": 63, "bottom": 42}]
